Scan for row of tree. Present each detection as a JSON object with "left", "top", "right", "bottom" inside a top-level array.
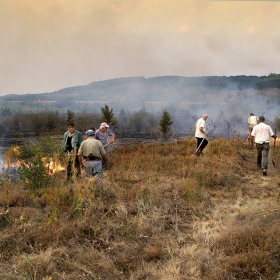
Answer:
[
  {"left": 0, "top": 105, "right": 174, "bottom": 139},
  {"left": 1, "top": 104, "right": 279, "bottom": 140}
]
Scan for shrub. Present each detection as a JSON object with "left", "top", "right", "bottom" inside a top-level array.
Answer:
[{"left": 16, "top": 136, "right": 61, "bottom": 190}]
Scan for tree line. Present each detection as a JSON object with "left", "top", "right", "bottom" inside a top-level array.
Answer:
[
  {"left": 1, "top": 104, "right": 280, "bottom": 140},
  {"left": 0, "top": 105, "right": 175, "bottom": 140}
]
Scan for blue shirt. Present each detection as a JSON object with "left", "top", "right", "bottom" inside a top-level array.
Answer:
[{"left": 95, "top": 129, "right": 114, "bottom": 146}]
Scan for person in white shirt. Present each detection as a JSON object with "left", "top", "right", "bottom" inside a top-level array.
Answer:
[
  {"left": 251, "top": 116, "right": 277, "bottom": 176},
  {"left": 194, "top": 114, "right": 209, "bottom": 156},
  {"left": 248, "top": 113, "right": 259, "bottom": 146}
]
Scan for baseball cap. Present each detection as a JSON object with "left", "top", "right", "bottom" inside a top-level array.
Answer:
[{"left": 85, "top": 129, "right": 95, "bottom": 136}]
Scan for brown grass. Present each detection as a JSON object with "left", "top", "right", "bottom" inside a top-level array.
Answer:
[{"left": 0, "top": 137, "right": 280, "bottom": 279}]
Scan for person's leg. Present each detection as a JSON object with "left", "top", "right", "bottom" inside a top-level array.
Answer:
[
  {"left": 85, "top": 161, "right": 103, "bottom": 179},
  {"left": 196, "top": 137, "right": 202, "bottom": 148},
  {"left": 104, "top": 146, "right": 111, "bottom": 170},
  {"left": 200, "top": 139, "right": 208, "bottom": 153},
  {"left": 195, "top": 137, "right": 203, "bottom": 156},
  {"left": 93, "top": 161, "right": 104, "bottom": 179},
  {"left": 248, "top": 125, "right": 254, "bottom": 145},
  {"left": 103, "top": 154, "right": 111, "bottom": 170},
  {"left": 256, "top": 144, "right": 263, "bottom": 168},
  {"left": 84, "top": 162, "right": 91, "bottom": 178},
  {"left": 66, "top": 160, "right": 73, "bottom": 179},
  {"left": 262, "top": 143, "right": 270, "bottom": 172},
  {"left": 74, "top": 156, "right": 81, "bottom": 177}
]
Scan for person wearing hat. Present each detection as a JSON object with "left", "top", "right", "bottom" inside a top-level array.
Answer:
[
  {"left": 251, "top": 116, "right": 277, "bottom": 176},
  {"left": 61, "top": 122, "right": 83, "bottom": 179},
  {"left": 248, "top": 113, "right": 259, "bottom": 146},
  {"left": 95, "top": 122, "right": 115, "bottom": 170},
  {"left": 78, "top": 129, "right": 106, "bottom": 178}
]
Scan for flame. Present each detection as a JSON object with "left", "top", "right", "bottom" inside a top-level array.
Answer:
[
  {"left": 5, "top": 145, "right": 65, "bottom": 174},
  {"left": 5, "top": 145, "right": 21, "bottom": 166},
  {"left": 42, "top": 156, "right": 65, "bottom": 175}
]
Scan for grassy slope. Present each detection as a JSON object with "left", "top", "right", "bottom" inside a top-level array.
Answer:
[{"left": 0, "top": 138, "right": 280, "bottom": 280}]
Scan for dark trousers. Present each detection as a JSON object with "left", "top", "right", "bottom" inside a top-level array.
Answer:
[
  {"left": 196, "top": 137, "right": 208, "bottom": 153},
  {"left": 256, "top": 142, "right": 269, "bottom": 169}
]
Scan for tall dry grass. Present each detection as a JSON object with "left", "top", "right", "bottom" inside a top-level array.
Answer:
[{"left": 0, "top": 137, "right": 280, "bottom": 279}]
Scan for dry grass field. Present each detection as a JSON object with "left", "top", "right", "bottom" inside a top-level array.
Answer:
[{"left": 0, "top": 137, "right": 280, "bottom": 280}]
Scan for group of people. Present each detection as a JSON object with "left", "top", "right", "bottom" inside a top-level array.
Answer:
[
  {"left": 61, "top": 114, "right": 277, "bottom": 179},
  {"left": 247, "top": 113, "right": 277, "bottom": 176},
  {"left": 61, "top": 122, "right": 115, "bottom": 180},
  {"left": 195, "top": 113, "right": 277, "bottom": 176}
]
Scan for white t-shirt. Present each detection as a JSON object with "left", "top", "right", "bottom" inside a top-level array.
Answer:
[
  {"left": 248, "top": 115, "right": 259, "bottom": 125},
  {"left": 195, "top": 118, "right": 207, "bottom": 139},
  {"left": 251, "top": 122, "right": 274, "bottom": 144}
]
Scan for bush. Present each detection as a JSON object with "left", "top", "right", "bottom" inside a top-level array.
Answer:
[
  {"left": 18, "top": 154, "right": 52, "bottom": 190},
  {"left": 16, "top": 136, "right": 62, "bottom": 190}
]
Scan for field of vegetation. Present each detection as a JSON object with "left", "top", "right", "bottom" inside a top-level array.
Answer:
[{"left": 0, "top": 137, "right": 280, "bottom": 279}]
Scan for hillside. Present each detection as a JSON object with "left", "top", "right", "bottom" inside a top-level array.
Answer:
[
  {"left": 1, "top": 75, "right": 280, "bottom": 120},
  {"left": 0, "top": 137, "right": 280, "bottom": 279}
]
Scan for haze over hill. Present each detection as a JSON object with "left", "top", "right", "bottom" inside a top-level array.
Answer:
[
  {"left": 1, "top": 75, "right": 280, "bottom": 123},
  {"left": 1, "top": 1, "right": 280, "bottom": 97}
]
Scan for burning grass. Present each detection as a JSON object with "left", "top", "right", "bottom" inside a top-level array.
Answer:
[{"left": 0, "top": 137, "right": 280, "bottom": 279}]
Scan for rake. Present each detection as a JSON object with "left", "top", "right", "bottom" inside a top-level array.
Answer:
[
  {"left": 272, "top": 129, "right": 277, "bottom": 168},
  {"left": 194, "top": 138, "right": 205, "bottom": 156}
]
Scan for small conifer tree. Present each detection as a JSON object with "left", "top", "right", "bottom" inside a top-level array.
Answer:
[
  {"left": 101, "top": 104, "right": 115, "bottom": 125},
  {"left": 66, "top": 109, "right": 74, "bottom": 124},
  {"left": 159, "top": 110, "right": 173, "bottom": 139}
]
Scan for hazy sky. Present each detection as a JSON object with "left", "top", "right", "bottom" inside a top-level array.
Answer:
[{"left": 0, "top": 0, "right": 279, "bottom": 96}]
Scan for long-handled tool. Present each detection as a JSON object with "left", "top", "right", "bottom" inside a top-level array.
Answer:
[
  {"left": 272, "top": 129, "right": 276, "bottom": 168},
  {"left": 194, "top": 138, "right": 205, "bottom": 156}
]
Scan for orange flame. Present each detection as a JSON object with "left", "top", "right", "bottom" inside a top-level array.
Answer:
[{"left": 42, "top": 157, "right": 65, "bottom": 175}]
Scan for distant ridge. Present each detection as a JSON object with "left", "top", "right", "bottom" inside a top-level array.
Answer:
[
  {"left": 2, "top": 74, "right": 280, "bottom": 97},
  {"left": 51, "top": 74, "right": 280, "bottom": 95},
  {"left": 1, "top": 74, "right": 280, "bottom": 117}
]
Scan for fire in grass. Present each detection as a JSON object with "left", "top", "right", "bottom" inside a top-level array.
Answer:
[
  {"left": 1, "top": 146, "right": 66, "bottom": 182},
  {"left": 41, "top": 156, "right": 66, "bottom": 175}
]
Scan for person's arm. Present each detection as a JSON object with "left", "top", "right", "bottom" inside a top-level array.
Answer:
[
  {"left": 78, "top": 133, "right": 83, "bottom": 147},
  {"left": 77, "top": 145, "right": 84, "bottom": 168},
  {"left": 94, "top": 130, "right": 99, "bottom": 140},
  {"left": 268, "top": 126, "right": 277, "bottom": 139},
  {"left": 73, "top": 131, "right": 83, "bottom": 153},
  {"left": 110, "top": 131, "right": 115, "bottom": 143},
  {"left": 75, "top": 131, "right": 82, "bottom": 145},
  {"left": 78, "top": 155, "right": 83, "bottom": 166},
  {"left": 199, "top": 126, "right": 208, "bottom": 136},
  {"left": 99, "top": 142, "right": 107, "bottom": 156},
  {"left": 251, "top": 126, "right": 256, "bottom": 144},
  {"left": 61, "top": 132, "right": 67, "bottom": 152}
]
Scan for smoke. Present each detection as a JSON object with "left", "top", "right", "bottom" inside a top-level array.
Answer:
[
  {"left": 103, "top": 76, "right": 279, "bottom": 137},
  {"left": 0, "top": 0, "right": 280, "bottom": 95}
]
